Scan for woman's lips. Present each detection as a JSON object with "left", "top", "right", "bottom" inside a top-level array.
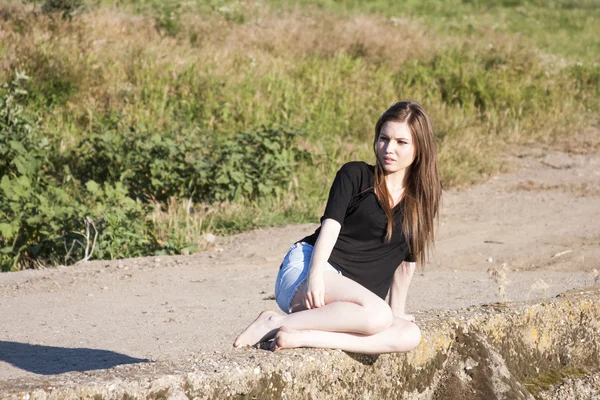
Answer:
[{"left": 384, "top": 157, "right": 395, "bottom": 164}]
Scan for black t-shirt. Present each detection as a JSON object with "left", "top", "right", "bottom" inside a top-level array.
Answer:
[{"left": 300, "top": 161, "right": 415, "bottom": 300}]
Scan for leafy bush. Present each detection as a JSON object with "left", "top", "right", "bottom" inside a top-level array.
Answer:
[
  {"left": 69, "top": 122, "right": 310, "bottom": 204},
  {"left": 69, "top": 125, "right": 210, "bottom": 204},
  {"left": 0, "top": 72, "right": 44, "bottom": 180},
  {"left": 1, "top": 71, "right": 312, "bottom": 269},
  {"left": 0, "top": 175, "right": 84, "bottom": 270},
  {"left": 0, "top": 72, "right": 80, "bottom": 270},
  {"left": 0, "top": 73, "right": 160, "bottom": 270},
  {"left": 209, "top": 125, "right": 312, "bottom": 202},
  {"left": 84, "top": 181, "right": 157, "bottom": 260}
]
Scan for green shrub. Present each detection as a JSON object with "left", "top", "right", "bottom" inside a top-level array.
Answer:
[
  {"left": 84, "top": 180, "right": 158, "bottom": 260},
  {"left": 1, "top": 71, "right": 313, "bottom": 269},
  {"left": 209, "top": 125, "right": 312, "bottom": 202},
  {"left": 0, "top": 72, "right": 44, "bottom": 180},
  {"left": 68, "top": 120, "right": 311, "bottom": 204},
  {"left": 1, "top": 73, "right": 40, "bottom": 269},
  {"left": 68, "top": 122, "right": 210, "bottom": 203},
  {"left": 0, "top": 175, "right": 85, "bottom": 270},
  {"left": 0, "top": 72, "right": 160, "bottom": 270},
  {"left": 0, "top": 73, "right": 83, "bottom": 269}
]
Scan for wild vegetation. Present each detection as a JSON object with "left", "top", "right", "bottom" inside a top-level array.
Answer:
[{"left": 0, "top": 0, "right": 598, "bottom": 270}]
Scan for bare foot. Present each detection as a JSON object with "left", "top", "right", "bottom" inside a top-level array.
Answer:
[
  {"left": 270, "top": 326, "right": 303, "bottom": 352},
  {"left": 398, "top": 314, "right": 415, "bottom": 323},
  {"left": 233, "top": 310, "right": 282, "bottom": 348}
]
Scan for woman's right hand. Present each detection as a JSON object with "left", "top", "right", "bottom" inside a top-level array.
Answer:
[
  {"left": 302, "top": 218, "right": 341, "bottom": 310},
  {"left": 304, "top": 271, "right": 325, "bottom": 309}
]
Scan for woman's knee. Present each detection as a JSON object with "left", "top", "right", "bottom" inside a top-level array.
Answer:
[
  {"left": 361, "top": 302, "right": 394, "bottom": 335},
  {"left": 322, "top": 273, "right": 393, "bottom": 334}
]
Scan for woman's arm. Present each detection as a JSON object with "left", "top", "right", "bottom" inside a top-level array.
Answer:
[
  {"left": 389, "top": 261, "right": 416, "bottom": 319},
  {"left": 304, "top": 218, "right": 341, "bottom": 309}
]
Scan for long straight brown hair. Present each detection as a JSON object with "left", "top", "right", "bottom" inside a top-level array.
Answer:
[{"left": 373, "top": 101, "right": 442, "bottom": 266}]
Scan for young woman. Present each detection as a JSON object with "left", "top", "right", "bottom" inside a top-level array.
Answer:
[{"left": 233, "top": 101, "right": 442, "bottom": 354}]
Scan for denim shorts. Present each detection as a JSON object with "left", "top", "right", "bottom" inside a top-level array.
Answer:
[{"left": 274, "top": 242, "right": 341, "bottom": 314}]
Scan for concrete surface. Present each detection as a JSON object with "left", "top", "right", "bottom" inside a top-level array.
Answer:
[{"left": 2, "top": 287, "right": 599, "bottom": 399}]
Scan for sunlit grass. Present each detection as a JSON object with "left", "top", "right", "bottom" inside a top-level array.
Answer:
[{"left": 1, "top": 0, "right": 598, "bottom": 264}]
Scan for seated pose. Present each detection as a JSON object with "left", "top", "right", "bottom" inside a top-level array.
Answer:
[{"left": 233, "top": 101, "right": 442, "bottom": 354}]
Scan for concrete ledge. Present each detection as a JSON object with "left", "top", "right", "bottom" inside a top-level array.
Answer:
[{"left": 3, "top": 287, "right": 599, "bottom": 400}]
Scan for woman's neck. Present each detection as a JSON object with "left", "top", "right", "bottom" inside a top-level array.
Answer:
[
  {"left": 383, "top": 169, "right": 409, "bottom": 208},
  {"left": 384, "top": 169, "right": 408, "bottom": 193}
]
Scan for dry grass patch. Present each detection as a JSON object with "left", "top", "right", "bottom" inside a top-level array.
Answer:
[{"left": 191, "top": 12, "right": 439, "bottom": 68}]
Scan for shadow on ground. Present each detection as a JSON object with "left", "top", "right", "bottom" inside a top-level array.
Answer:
[{"left": 0, "top": 341, "right": 148, "bottom": 375}]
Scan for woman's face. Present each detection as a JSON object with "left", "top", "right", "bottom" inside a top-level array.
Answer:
[{"left": 376, "top": 121, "right": 416, "bottom": 175}]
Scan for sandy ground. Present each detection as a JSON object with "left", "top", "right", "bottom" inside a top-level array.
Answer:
[{"left": 0, "top": 149, "right": 599, "bottom": 385}]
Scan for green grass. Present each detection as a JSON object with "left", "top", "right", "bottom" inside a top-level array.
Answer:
[
  {"left": 267, "top": 0, "right": 600, "bottom": 63},
  {"left": 0, "top": 0, "right": 598, "bottom": 269}
]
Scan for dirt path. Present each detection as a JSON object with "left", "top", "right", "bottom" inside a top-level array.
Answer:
[{"left": 0, "top": 150, "right": 599, "bottom": 384}]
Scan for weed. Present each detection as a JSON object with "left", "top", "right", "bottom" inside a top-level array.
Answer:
[
  {"left": 527, "top": 279, "right": 550, "bottom": 301},
  {"left": 151, "top": 198, "right": 216, "bottom": 255},
  {"left": 524, "top": 367, "right": 588, "bottom": 398},
  {"left": 488, "top": 263, "right": 510, "bottom": 302},
  {"left": 587, "top": 269, "right": 599, "bottom": 286}
]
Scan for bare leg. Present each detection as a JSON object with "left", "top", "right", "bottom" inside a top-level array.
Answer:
[
  {"left": 270, "top": 318, "right": 422, "bottom": 354},
  {"left": 233, "top": 273, "right": 393, "bottom": 348}
]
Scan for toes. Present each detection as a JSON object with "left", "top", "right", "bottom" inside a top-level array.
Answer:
[
  {"left": 270, "top": 332, "right": 285, "bottom": 352},
  {"left": 270, "top": 339, "right": 279, "bottom": 352}
]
